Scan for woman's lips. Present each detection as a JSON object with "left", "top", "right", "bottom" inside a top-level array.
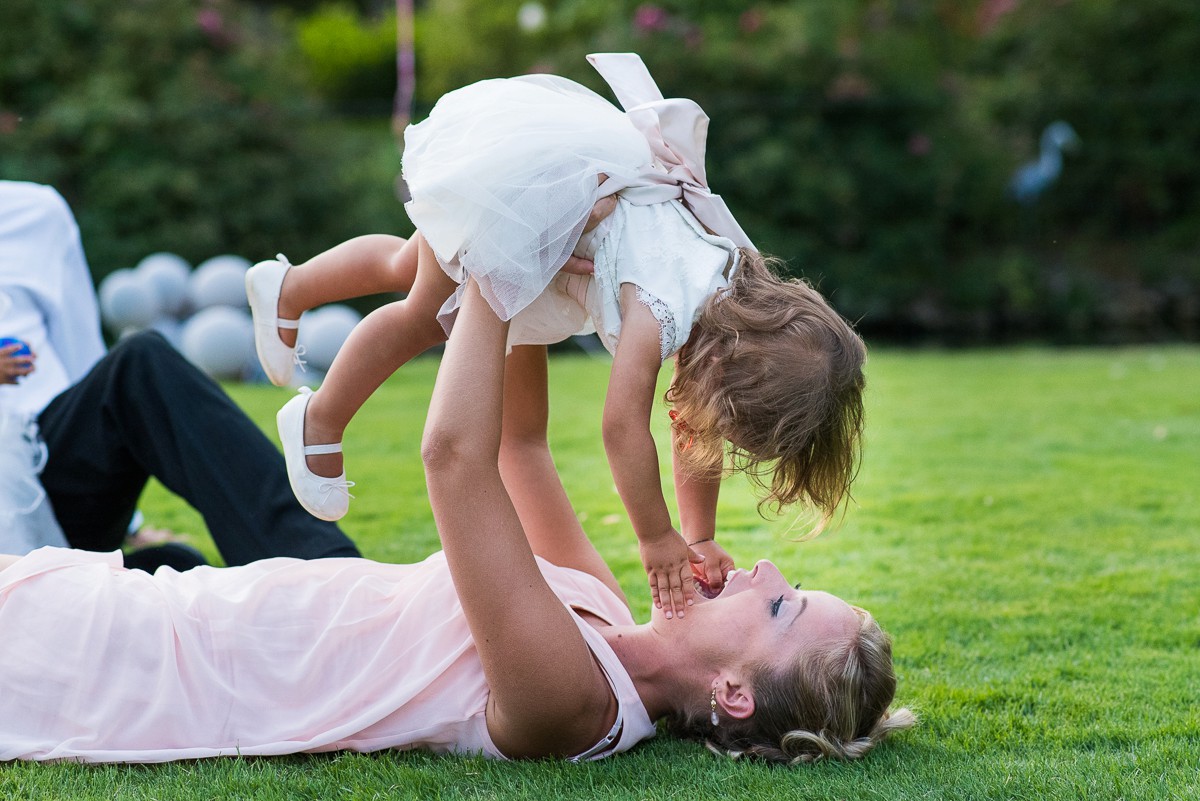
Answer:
[{"left": 694, "top": 566, "right": 751, "bottom": 601}]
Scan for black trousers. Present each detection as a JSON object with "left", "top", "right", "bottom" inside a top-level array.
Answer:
[{"left": 36, "top": 332, "right": 360, "bottom": 565}]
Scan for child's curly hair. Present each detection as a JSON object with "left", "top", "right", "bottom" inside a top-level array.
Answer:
[{"left": 668, "top": 250, "right": 866, "bottom": 527}]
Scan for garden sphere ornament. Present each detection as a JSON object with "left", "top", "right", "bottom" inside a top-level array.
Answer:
[
  {"left": 294, "top": 304, "right": 362, "bottom": 374},
  {"left": 1009, "top": 121, "right": 1080, "bottom": 205},
  {"left": 98, "top": 268, "right": 161, "bottom": 334},
  {"left": 188, "top": 255, "right": 251, "bottom": 310},
  {"left": 180, "top": 305, "right": 255, "bottom": 380},
  {"left": 135, "top": 252, "right": 192, "bottom": 317}
]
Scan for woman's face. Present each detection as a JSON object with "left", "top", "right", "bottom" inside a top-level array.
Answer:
[{"left": 671, "top": 560, "right": 860, "bottom": 673}]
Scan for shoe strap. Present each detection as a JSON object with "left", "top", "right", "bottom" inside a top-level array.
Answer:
[
  {"left": 273, "top": 253, "right": 300, "bottom": 329},
  {"left": 303, "top": 442, "right": 343, "bottom": 456}
]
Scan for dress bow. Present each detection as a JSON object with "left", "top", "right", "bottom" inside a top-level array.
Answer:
[{"left": 587, "top": 52, "right": 755, "bottom": 251}]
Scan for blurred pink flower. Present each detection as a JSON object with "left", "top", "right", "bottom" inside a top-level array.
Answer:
[
  {"left": 907, "top": 132, "right": 933, "bottom": 156},
  {"left": 739, "top": 10, "right": 764, "bottom": 34},
  {"left": 827, "top": 72, "right": 872, "bottom": 101},
  {"left": 977, "top": 0, "right": 1019, "bottom": 34},
  {"left": 197, "top": 8, "right": 224, "bottom": 37},
  {"left": 634, "top": 4, "right": 670, "bottom": 33}
]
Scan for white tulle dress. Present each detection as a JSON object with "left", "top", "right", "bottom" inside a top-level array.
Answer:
[
  {"left": 403, "top": 70, "right": 740, "bottom": 362},
  {"left": 0, "top": 547, "right": 655, "bottom": 763}
]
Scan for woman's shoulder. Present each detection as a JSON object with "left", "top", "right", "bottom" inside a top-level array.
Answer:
[{"left": 535, "top": 556, "right": 635, "bottom": 627}]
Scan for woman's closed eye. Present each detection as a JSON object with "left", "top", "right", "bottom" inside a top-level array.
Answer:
[{"left": 770, "top": 595, "right": 784, "bottom": 617}]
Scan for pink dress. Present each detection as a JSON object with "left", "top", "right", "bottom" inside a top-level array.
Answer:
[{"left": 0, "top": 548, "right": 655, "bottom": 763}]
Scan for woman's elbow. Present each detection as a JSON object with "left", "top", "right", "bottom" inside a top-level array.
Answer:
[{"left": 420, "top": 428, "right": 474, "bottom": 475}]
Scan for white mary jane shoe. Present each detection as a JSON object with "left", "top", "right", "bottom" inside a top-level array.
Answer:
[
  {"left": 277, "top": 387, "right": 355, "bottom": 521},
  {"left": 246, "top": 254, "right": 306, "bottom": 386}
]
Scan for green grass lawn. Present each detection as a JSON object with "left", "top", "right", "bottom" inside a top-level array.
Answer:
[{"left": 5, "top": 346, "right": 1197, "bottom": 800}]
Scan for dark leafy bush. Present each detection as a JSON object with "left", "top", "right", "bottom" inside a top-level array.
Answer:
[
  {"left": 0, "top": 0, "right": 405, "bottom": 279},
  {"left": 7, "top": 0, "right": 1196, "bottom": 340}
]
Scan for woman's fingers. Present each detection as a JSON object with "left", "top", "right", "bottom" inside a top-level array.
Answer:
[
  {"left": 583, "top": 194, "right": 617, "bottom": 233},
  {"left": 559, "top": 255, "right": 595, "bottom": 275}
]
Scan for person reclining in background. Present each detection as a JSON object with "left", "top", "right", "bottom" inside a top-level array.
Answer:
[{"left": 0, "top": 179, "right": 359, "bottom": 567}]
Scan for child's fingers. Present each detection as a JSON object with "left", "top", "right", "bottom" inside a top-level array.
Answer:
[
  {"left": 680, "top": 571, "right": 696, "bottom": 609},
  {"left": 659, "top": 571, "right": 681, "bottom": 619},
  {"left": 648, "top": 576, "right": 662, "bottom": 609},
  {"left": 701, "top": 560, "right": 725, "bottom": 590},
  {"left": 667, "top": 570, "right": 694, "bottom": 620}
]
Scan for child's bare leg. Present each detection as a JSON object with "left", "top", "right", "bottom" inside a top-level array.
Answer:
[
  {"left": 275, "top": 235, "right": 420, "bottom": 347},
  {"left": 302, "top": 234, "right": 456, "bottom": 477}
]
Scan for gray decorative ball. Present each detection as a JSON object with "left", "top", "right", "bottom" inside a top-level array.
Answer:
[
  {"left": 296, "top": 305, "right": 362, "bottom": 372},
  {"left": 99, "top": 268, "right": 161, "bottom": 332},
  {"left": 180, "top": 306, "right": 255, "bottom": 380},
  {"left": 189, "top": 255, "right": 251, "bottom": 310},
  {"left": 136, "top": 252, "right": 192, "bottom": 317}
]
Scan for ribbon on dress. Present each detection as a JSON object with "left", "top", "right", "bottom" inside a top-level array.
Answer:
[{"left": 587, "top": 52, "right": 755, "bottom": 251}]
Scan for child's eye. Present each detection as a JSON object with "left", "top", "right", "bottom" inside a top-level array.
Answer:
[{"left": 770, "top": 595, "right": 784, "bottom": 617}]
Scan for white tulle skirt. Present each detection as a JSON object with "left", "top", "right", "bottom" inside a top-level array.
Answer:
[{"left": 402, "top": 74, "right": 652, "bottom": 323}]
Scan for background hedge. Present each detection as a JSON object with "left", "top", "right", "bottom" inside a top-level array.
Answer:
[{"left": 2, "top": 0, "right": 1197, "bottom": 342}]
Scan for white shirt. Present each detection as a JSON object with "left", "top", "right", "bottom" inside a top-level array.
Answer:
[{"left": 0, "top": 181, "right": 105, "bottom": 416}]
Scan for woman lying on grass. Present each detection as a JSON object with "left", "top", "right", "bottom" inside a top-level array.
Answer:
[{"left": 0, "top": 279, "right": 912, "bottom": 765}]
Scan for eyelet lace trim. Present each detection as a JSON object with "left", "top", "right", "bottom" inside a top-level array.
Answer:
[{"left": 635, "top": 286, "right": 676, "bottom": 362}]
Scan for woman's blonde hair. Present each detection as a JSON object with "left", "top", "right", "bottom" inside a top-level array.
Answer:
[
  {"left": 665, "top": 606, "right": 916, "bottom": 764},
  {"left": 668, "top": 250, "right": 867, "bottom": 527}
]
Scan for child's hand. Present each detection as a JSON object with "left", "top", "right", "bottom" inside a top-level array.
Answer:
[
  {"left": 0, "top": 341, "right": 35, "bottom": 385},
  {"left": 688, "top": 539, "right": 735, "bottom": 596},
  {"left": 639, "top": 529, "right": 703, "bottom": 619}
]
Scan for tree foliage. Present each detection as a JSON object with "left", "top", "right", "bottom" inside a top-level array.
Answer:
[
  {"left": 4, "top": 0, "right": 1197, "bottom": 340},
  {"left": 0, "top": 0, "right": 401, "bottom": 278}
]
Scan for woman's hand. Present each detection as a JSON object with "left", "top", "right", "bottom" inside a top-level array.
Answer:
[
  {"left": 688, "top": 539, "right": 735, "bottom": 596},
  {"left": 584, "top": 193, "right": 617, "bottom": 234},
  {"left": 638, "top": 528, "right": 703, "bottom": 619},
  {"left": 0, "top": 341, "right": 35, "bottom": 385},
  {"left": 558, "top": 177, "right": 618, "bottom": 276}
]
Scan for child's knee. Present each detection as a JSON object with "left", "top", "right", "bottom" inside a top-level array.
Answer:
[
  {"left": 419, "top": 316, "right": 450, "bottom": 348},
  {"left": 387, "top": 239, "right": 420, "bottom": 294}
]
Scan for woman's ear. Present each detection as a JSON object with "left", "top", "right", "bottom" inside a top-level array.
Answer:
[{"left": 715, "top": 678, "right": 755, "bottom": 720}]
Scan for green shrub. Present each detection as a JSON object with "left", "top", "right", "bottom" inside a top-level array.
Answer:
[
  {"left": 6, "top": 0, "right": 1194, "bottom": 339},
  {"left": 0, "top": 0, "right": 404, "bottom": 279},
  {"left": 295, "top": 3, "right": 396, "bottom": 112}
]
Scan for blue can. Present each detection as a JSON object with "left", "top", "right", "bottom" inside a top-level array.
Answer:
[{"left": 0, "top": 337, "right": 32, "bottom": 357}]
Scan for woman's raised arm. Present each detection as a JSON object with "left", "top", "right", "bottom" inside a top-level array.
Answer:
[
  {"left": 421, "top": 279, "right": 617, "bottom": 759},
  {"left": 499, "top": 345, "right": 625, "bottom": 604}
]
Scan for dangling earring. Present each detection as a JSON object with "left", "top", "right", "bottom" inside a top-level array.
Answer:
[{"left": 710, "top": 689, "right": 719, "bottom": 726}]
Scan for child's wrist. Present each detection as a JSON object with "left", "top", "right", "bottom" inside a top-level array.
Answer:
[
  {"left": 686, "top": 536, "right": 715, "bottom": 546},
  {"left": 639, "top": 526, "right": 681, "bottom": 546}
]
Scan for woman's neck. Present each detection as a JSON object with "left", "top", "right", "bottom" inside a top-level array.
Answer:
[{"left": 600, "top": 623, "right": 701, "bottom": 722}]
